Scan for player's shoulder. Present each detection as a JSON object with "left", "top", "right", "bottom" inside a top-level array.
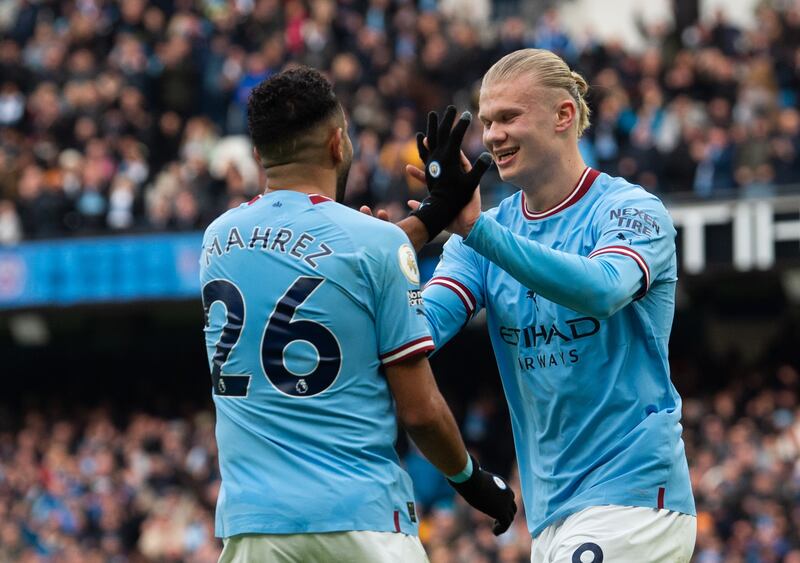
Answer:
[
  {"left": 202, "top": 205, "right": 241, "bottom": 242},
  {"left": 589, "top": 172, "right": 676, "bottom": 239},
  {"left": 322, "top": 201, "right": 411, "bottom": 248},
  {"left": 589, "top": 172, "right": 671, "bottom": 223},
  {"left": 594, "top": 172, "right": 667, "bottom": 211},
  {"left": 311, "top": 200, "right": 418, "bottom": 278},
  {"left": 322, "top": 204, "right": 419, "bottom": 285}
]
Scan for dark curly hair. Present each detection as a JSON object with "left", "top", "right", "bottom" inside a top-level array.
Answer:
[{"left": 247, "top": 67, "right": 341, "bottom": 162}]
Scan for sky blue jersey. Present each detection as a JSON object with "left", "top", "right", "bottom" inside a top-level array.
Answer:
[
  {"left": 199, "top": 191, "right": 433, "bottom": 538},
  {"left": 423, "top": 168, "right": 696, "bottom": 538}
]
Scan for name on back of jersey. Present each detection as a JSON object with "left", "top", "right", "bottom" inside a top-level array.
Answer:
[{"left": 204, "top": 225, "right": 335, "bottom": 268}]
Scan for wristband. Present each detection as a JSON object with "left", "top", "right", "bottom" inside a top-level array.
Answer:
[{"left": 447, "top": 454, "right": 474, "bottom": 483}]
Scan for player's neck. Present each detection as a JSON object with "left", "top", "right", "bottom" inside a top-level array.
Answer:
[
  {"left": 263, "top": 166, "right": 336, "bottom": 201},
  {"left": 521, "top": 151, "right": 587, "bottom": 214}
]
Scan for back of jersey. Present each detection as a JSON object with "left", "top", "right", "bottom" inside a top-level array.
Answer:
[{"left": 200, "top": 191, "right": 432, "bottom": 538}]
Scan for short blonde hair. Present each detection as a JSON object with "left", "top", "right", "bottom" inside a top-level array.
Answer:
[{"left": 482, "top": 49, "right": 591, "bottom": 137}]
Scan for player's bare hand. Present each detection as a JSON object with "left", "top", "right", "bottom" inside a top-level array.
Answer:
[
  {"left": 406, "top": 164, "right": 425, "bottom": 184},
  {"left": 359, "top": 205, "right": 390, "bottom": 222},
  {"left": 405, "top": 135, "right": 430, "bottom": 184}
]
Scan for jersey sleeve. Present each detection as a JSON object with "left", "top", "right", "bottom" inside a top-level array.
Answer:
[
  {"left": 461, "top": 195, "right": 673, "bottom": 320},
  {"left": 366, "top": 227, "right": 435, "bottom": 366},
  {"left": 421, "top": 233, "right": 485, "bottom": 350},
  {"left": 589, "top": 192, "right": 677, "bottom": 299}
]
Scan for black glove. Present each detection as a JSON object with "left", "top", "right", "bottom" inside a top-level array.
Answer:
[
  {"left": 410, "top": 105, "right": 493, "bottom": 242},
  {"left": 448, "top": 455, "right": 517, "bottom": 535}
]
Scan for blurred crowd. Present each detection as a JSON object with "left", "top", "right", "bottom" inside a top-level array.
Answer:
[
  {"left": 0, "top": 401, "right": 534, "bottom": 563},
  {"left": 3, "top": 1, "right": 800, "bottom": 243},
  {"left": 3, "top": 359, "right": 800, "bottom": 561},
  {"left": 682, "top": 363, "right": 800, "bottom": 563},
  {"left": 0, "top": 409, "right": 221, "bottom": 562},
  {"left": 6, "top": 2, "right": 800, "bottom": 561}
]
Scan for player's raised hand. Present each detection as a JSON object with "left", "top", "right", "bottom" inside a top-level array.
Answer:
[
  {"left": 448, "top": 455, "right": 517, "bottom": 535},
  {"left": 410, "top": 106, "right": 492, "bottom": 242},
  {"left": 407, "top": 150, "right": 483, "bottom": 239}
]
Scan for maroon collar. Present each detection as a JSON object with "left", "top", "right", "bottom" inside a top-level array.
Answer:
[
  {"left": 521, "top": 167, "right": 599, "bottom": 220},
  {"left": 309, "top": 194, "right": 333, "bottom": 205}
]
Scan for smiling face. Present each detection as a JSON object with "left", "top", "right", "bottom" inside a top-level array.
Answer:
[{"left": 478, "top": 74, "right": 567, "bottom": 188}]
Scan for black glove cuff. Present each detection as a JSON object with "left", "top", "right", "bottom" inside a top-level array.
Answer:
[{"left": 409, "top": 197, "right": 458, "bottom": 242}]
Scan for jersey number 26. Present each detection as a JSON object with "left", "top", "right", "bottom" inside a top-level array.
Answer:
[{"left": 201, "top": 276, "right": 342, "bottom": 398}]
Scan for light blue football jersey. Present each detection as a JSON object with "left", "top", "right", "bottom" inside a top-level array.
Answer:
[
  {"left": 423, "top": 168, "right": 695, "bottom": 538},
  {"left": 199, "top": 190, "right": 433, "bottom": 538}
]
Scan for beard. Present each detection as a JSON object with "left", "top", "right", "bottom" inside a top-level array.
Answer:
[
  {"left": 334, "top": 128, "right": 354, "bottom": 203},
  {"left": 334, "top": 158, "right": 352, "bottom": 204}
]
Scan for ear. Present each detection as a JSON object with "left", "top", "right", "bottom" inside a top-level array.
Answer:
[
  {"left": 252, "top": 146, "right": 264, "bottom": 167},
  {"left": 329, "top": 127, "right": 345, "bottom": 165},
  {"left": 554, "top": 98, "right": 577, "bottom": 134}
]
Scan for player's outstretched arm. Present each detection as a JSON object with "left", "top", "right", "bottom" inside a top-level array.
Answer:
[
  {"left": 386, "top": 354, "right": 517, "bottom": 535},
  {"left": 462, "top": 214, "right": 647, "bottom": 319}
]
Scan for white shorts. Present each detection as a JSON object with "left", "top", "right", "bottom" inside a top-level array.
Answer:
[
  {"left": 531, "top": 505, "right": 696, "bottom": 563},
  {"left": 219, "top": 530, "right": 429, "bottom": 563}
]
